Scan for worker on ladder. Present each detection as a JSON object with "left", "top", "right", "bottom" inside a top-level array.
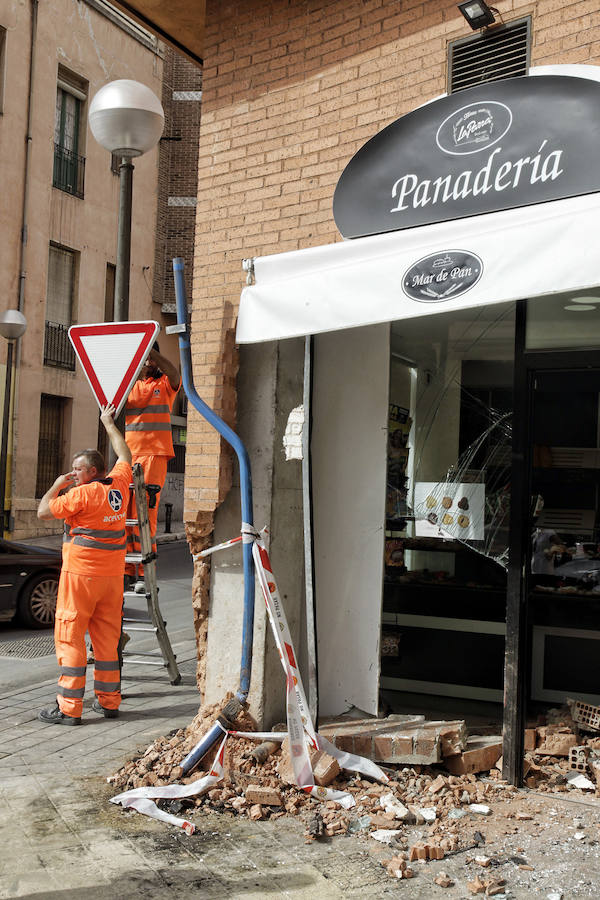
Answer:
[{"left": 124, "top": 341, "right": 180, "bottom": 590}]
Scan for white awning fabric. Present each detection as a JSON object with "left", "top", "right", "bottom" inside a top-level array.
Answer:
[{"left": 236, "top": 192, "right": 600, "bottom": 344}]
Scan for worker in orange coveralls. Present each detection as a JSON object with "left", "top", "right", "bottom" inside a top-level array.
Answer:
[
  {"left": 37, "top": 404, "right": 131, "bottom": 725},
  {"left": 124, "top": 342, "right": 180, "bottom": 589}
]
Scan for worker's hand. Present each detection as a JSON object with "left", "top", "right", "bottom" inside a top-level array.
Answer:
[
  {"left": 54, "top": 472, "right": 76, "bottom": 491},
  {"left": 100, "top": 403, "right": 116, "bottom": 428}
]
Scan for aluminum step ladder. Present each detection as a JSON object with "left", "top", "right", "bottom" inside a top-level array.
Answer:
[{"left": 122, "top": 462, "right": 181, "bottom": 684}]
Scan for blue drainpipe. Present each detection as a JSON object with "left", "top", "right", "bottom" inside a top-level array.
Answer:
[{"left": 171, "top": 258, "right": 255, "bottom": 706}]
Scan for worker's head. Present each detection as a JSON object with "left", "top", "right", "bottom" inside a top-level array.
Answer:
[
  {"left": 142, "top": 340, "right": 161, "bottom": 379},
  {"left": 71, "top": 449, "right": 106, "bottom": 484}
]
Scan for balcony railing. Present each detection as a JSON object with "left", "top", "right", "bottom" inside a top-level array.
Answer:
[
  {"left": 44, "top": 321, "right": 76, "bottom": 370},
  {"left": 53, "top": 144, "right": 85, "bottom": 198}
]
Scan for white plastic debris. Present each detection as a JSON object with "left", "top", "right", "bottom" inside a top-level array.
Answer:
[
  {"left": 547, "top": 892, "right": 564, "bottom": 900},
  {"left": 370, "top": 829, "right": 401, "bottom": 844},
  {"left": 469, "top": 804, "right": 492, "bottom": 816}
]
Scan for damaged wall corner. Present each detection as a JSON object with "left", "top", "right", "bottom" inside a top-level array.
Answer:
[
  {"left": 185, "top": 513, "right": 215, "bottom": 696},
  {"left": 204, "top": 338, "right": 306, "bottom": 727}
]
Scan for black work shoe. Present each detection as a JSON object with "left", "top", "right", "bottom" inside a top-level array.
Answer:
[
  {"left": 38, "top": 702, "right": 81, "bottom": 726},
  {"left": 92, "top": 698, "right": 119, "bottom": 718}
]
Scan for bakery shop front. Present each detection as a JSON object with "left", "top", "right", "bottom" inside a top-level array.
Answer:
[{"left": 236, "top": 64, "right": 600, "bottom": 781}]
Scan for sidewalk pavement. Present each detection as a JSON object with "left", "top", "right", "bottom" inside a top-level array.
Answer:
[{"left": 0, "top": 632, "right": 391, "bottom": 898}]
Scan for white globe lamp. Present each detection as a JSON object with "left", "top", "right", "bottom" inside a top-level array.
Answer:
[{"left": 89, "top": 79, "right": 164, "bottom": 157}]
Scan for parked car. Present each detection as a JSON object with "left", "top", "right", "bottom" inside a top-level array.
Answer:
[{"left": 0, "top": 538, "right": 61, "bottom": 628}]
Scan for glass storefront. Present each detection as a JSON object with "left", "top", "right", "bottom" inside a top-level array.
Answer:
[
  {"left": 381, "top": 296, "right": 600, "bottom": 709},
  {"left": 382, "top": 302, "right": 515, "bottom": 701}
]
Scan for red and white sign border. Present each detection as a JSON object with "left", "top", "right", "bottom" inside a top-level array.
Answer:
[{"left": 68, "top": 321, "right": 160, "bottom": 416}]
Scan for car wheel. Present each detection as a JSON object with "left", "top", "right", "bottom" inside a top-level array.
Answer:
[{"left": 18, "top": 573, "right": 59, "bottom": 629}]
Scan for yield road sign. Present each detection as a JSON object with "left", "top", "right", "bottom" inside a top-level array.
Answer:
[{"left": 68, "top": 321, "right": 160, "bottom": 416}]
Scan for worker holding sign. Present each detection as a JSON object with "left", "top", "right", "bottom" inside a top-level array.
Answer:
[
  {"left": 37, "top": 404, "right": 131, "bottom": 725},
  {"left": 124, "top": 342, "right": 180, "bottom": 588}
]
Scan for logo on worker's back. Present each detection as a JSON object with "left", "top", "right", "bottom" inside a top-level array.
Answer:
[
  {"left": 154, "top": 389, "right": 160, "bottom": 397},
  {"left": 403, "top": 250, "right": 482, "bottom": 302},
  {"left": 108, "top": 489, "right": 123, "bottom": 512}
]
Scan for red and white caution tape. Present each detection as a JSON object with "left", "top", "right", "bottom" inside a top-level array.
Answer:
[
  {"left": 111, "top": 525, "right": 388, "bottom": 830},
  {"left": 110, "top": 734, "right": 228, "bottom": 834}
]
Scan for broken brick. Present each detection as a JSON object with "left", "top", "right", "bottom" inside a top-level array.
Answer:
[
  {"left": 445, "top": 737, "right": 502, "bottom": 776},
  {"left": 312, "top": 750, "right": 341, "bottom": 787},
  {"left": 244, "top": 785, "right": 283, "bottom": 806}
]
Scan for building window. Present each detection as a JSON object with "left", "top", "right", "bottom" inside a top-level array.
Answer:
[
  {"left": 36, "top": 395, "right": 66, "bottom": 497},
  {"left": 44, "top": 244, "right": 77, "bottom": 370},
  {"left": 448, "top": 17, "right": 531, "bottom": 93},
  {"left": 53, "top": 69, "right": 87, "bottom": 197}
]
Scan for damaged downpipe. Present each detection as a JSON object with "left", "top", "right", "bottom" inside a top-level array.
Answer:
[{"left": 171, "top": 258, "right": 255, "bottom": 771}]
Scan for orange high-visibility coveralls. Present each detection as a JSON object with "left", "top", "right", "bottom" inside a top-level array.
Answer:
[
  {"left": 49, "top": 460, "right": 131, "bottom": 717},
  {"left": 125, "top": 373, "right": 180, "bottom": 577}
]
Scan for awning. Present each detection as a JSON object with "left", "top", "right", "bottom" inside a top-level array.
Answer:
[{"left": 236, "top": 193, "right": 600, "bottom": 344}]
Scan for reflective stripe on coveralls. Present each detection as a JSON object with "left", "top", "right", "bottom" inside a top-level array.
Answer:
[
  {"left": 54, "top": 572, "right": 123, "bottom": 717},
  {"left": 49, "top": 461, "right": 130, "bottom": 718},
  {"left": 125, "top": 377, "right": 177, "bottom": 459}
]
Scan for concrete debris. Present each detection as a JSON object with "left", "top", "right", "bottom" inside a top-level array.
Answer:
[
  {"left": 305, "top": 811, "right": 324, "bottom": 840},
  {"left": 108, "top": 699, "right": 600, "bottom": 894},
  {"left": 566, "top": 771, "right": 595, "bottom": 790},
  {"left": 370, "top": 828, "right": 402, "bottom": 844},
  {"left": 379, "top": 792, "right": 410, "bottom": 819}
]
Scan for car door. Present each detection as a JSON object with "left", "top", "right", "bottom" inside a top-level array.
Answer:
[{"left": 0, "top": 538, "right": 25, "bottom": 620}]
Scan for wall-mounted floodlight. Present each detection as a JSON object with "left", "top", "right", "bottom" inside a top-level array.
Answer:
[{"left": 458, "top": 1, "right": 496, "bottom": 30}]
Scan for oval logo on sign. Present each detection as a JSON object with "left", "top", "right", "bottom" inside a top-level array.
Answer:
[
  {"left": 403, "top": 250, "right": 482, "bottom": 303},
  {"left": 436, "top": 101, "right": 512, "bottom": 156}
]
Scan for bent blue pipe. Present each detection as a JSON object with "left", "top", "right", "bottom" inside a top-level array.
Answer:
[{"left": 172, "top": 258, "right": 255, "bottom": 705}]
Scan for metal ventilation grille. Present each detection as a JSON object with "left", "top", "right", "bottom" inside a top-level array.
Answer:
[{"left": 449, "top": 18, "right": 530, "bottom": 93}]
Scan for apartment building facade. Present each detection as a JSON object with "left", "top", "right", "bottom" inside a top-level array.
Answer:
[{"left": 0, "top": 0, "right": 200, "bottom": 538}]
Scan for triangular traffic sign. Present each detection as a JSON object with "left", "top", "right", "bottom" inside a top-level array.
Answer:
[{"left": 68, "top": 321, "right": 160, "bottom": 417}]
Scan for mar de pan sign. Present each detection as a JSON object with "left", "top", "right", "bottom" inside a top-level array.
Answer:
[{"left": 333, "top": 76, "right": 600, "bottom": 239}]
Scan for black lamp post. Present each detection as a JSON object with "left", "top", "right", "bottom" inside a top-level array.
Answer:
[
  {"left": 88, "top": 80, "right": 164, "bottom": 462},
  {"left": 0, "top": 310, "right": 27, "bottom": 534}
]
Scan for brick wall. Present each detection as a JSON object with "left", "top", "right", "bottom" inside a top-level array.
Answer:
[{"left": 187, "top": 0, "right": 600, "bottom": 521}]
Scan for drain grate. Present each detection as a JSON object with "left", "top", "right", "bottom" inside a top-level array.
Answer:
[{"left": 0, "top": 634, "right": 55, "bottom": 659}]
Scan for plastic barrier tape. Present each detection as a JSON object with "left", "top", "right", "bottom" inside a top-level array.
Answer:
[{"left": 110, "top": 526, "right": 387, "bottom": 830}]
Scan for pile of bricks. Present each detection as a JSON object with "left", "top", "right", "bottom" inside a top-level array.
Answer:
[{"left": 107, "top": 696, "right": 600, "bottom": 896}]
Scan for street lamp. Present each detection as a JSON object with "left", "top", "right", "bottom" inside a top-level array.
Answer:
[
  {"left": 88, "top": 79, "right": 164, "bottom": 322},
  {"left": 0, "top": 310, "right": 27, "bottom": 534}
]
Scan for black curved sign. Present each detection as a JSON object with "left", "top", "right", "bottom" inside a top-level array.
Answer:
[{"left": 333, "top": 76, "right": 600, "bottom": 238}]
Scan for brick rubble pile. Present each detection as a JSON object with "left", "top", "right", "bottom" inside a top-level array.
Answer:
[{"left": 109, "top": 696, "right": 600, "bottom": 895}]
